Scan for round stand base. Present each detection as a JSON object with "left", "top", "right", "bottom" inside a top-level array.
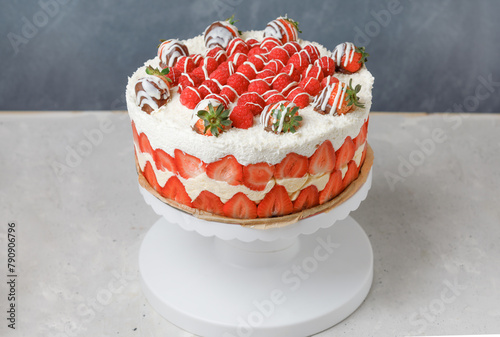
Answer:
[{"left": 139, "top": 215, "right": 373, "bottom": 337}]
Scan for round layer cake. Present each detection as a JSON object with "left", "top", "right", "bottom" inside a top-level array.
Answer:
[{"left": 126, "top": 16, "right": 374, "bottom": 222}]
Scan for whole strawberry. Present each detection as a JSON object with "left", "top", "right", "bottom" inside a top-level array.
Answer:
[
  {"left": 313, "top": 79, "right": 364, "bottom": 115},
  {"left": 204, "top": 15, "right": 240, "bottom": 49},
  {"left": 191, "top": 99, "right": 232, "bottom": 137},
  {"left": 264, "top": 16, "right": 301, "bottom": 44},
  {"left": 331, "top": 42, "right": 369, "bottom": 74},
  {"left": 135, "top": 66, "right": 172, "bottom": 114},
  {"left": 260, "top": 101, "right": 302, "bottom": 134},
  {"left": 157, "top": 39, "right": 189, "bottom": 68}
]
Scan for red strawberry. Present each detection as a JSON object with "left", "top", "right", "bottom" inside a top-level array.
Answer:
[
  {"left": 315, "top": 56, "right": 336, "bottom": 77},
  {"left": 286, "top": 86, "right": 310, "bottom": 108},
  {"left": 205, "top": 93, "right": 230, "bottom": 109},
  {"left": 228, "top": 52, "right": 248, "bottom": 68},
  {"left": 139, "top": 132, "right": 154, "bottom": 155},
  {"left": 360, "top": 146, "right": 367, "bottom": 167},
  {"left": 353, "top": 121, "right": 368, "bottom": 149},
  {"left": 206, "top": 155, "right": 243, "bottom": 186},
  {"left": 247, "top": 79, "right": 271, "bottom": 95},
  {"left": 209, "top": 68, "right": 230, "bottom": 86},
  {"left": 237, "top": 92, "right": 266, "bottom": 115},
  {"left": 299, "top": 76, "right": 321, "bottom": 96},
  {"left": 308, "top": 140, "right": 335, "bottom": 175},
  {"left": 165, "top": 67, "right": 182, "bottom": 86},
  {"left": 280, "top": 63, "right": 301, "bottom": 82},
  {"left": 263, "top": 90, "right": 286, "bottom": 105},
  {"left": 205, "top": 46, "right": 227, "bottom": 64},
  {"left": 179, "top": 73, "right": 202, "bottom": 91},
  {"left": 179, "top": 86, "right": 201, "bottom": 109},
  {"left": 199, "top": 79, "right": 221, "bottom": 97},
  {"left": 154, "top": 149, "right": 177, "bottom": 173},
  {"left": 245, "top": 38, "right": 260, "bottom": 49},
  {"left": 342, "top": 160, "right": 359, "bottom": 189},
  {"left": 332, "top": 42, "right": 369, "bottom": 74},
  {"left": 237, "top": 62, "right": 258, "bottom": 80},
  {"left": 334, "top": 136, "right": 355, "bottom": 171},
  {"left": 323, "top": 80, "right": 364, "bottom": 115},
  {"left": 264, "top": 17, "right": 300, "bottom": 44},
  {"left": 268, "top": 47, "right": 290, "bottom": 65},
  {"left": 283, "top": 41, "right": 302, "bottom": 55},
  {"left": 303, "top": 44, "right": 321, "bottom": 64},
  {"left": 174, "top": 56, "right": 196, "bottom": 73},
  {"left": 192, "top": 190, "right": 224, "bottom": 216},
  {"left": 201, "top": 57, "right": 219, "bottom": 74},
  {"left": 272, "top": 73, "right": 296, "bottom": 96},
  {"left": 256, "top": 69, "right": 276, "bottom": 84},
  {"left": 321, "top": 75, "right": 339, "bottom": 89},
  {"left": 242, "top": 162, "right": 275, "bottom": 191},
  {"left": 223, "top": 192, "right": 257, "bottom": 219},
  {"left": 257, "top": 184, "right": 293, "bottom": 218},
  {"left": 275, "top": 152, "right": 308, "bottom": 179},
  {"left": 131, "top": 121, "right": 139, "bottom": 147},
  {"left": 174, "top": 149, "right": 206, "bottom": 179},
  {"left": 318, "top": 170, "right": 342, "bottom": 204},
  {"left": 230, "top": 105, "right": 254, "bottom": 129},
  {"left": 227, "top": 73, "right": 249, "bottom": 95},
  {"left": 260, "top": 37, "right": 282, "bottom": 52},
  {"left": 302, "top": 65, "right": 324, "bottom": 82},
  {"left": 263, "top": 59, "right": 285, "bottom": 73},
  {"left": 247, "top": 54, "right": 267, "bottom": 70},
  {"left": 219, "top": 85, "right": 238, "bottom": 103},
  {"left": 287, "top": 51, "right": 310, "bottom": 73},
  {"left": 143, "top": 161, "right": 160, "bottom": 192},
  {"left": 192, "top": 99, "right": 232, "bottom": 137},
  {"left": 161, "top": 176, "right": 192, "bottom": 207},
  {"left": 227, "top": 38, "right": 249, "bottom": 56},
  {"left": 293, "top": 185, "right": 319, "bottom": 212}
]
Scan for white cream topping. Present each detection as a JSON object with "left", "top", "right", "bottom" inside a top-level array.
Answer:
[{"left": 126, "top": 31, "right": 373, "bottom": 166}]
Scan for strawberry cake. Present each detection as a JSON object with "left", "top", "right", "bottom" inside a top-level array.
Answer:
[{"left": 126, "top": 16, "right": 374, "bottom": 224}]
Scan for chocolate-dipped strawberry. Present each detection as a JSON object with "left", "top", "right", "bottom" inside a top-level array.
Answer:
[
  {"left": 260, "top": 101, "right": 302, "bottom": 134},
  {"left": 190, "top": 99, "right": 232, "bottom": 137},
  {"left": 331, "top": 42, "right": 369, "bottom": 74},
  {"left": 313, "top": 79, "right": 364, "bottom": 115},
  {"left": 157, "top": 39, "right": 189, "bottom": 68},
  {"left": 263, "top": 16, "right": 301, "bottom": 44},
  {"left": 135, "top": 67, "right": 171, "bottom": 114},
  {"left": 204, "top": 15, "right": 240, "bottom": 50}
]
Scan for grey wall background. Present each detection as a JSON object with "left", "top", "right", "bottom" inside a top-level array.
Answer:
[{"left": 1, "top": 0, "right": 499, "bottom": 112}]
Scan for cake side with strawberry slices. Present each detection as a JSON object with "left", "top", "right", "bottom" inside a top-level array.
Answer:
[{"left": 126, "top": 16, "right": 374, "bottom": 221}]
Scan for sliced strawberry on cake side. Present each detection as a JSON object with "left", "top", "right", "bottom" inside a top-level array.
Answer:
[
  {"left": 223, "top": 192, "right": 257, "bottom": 219},
  {"left": 274, "top": 152, "right": 308, "bottom": 179},
  {"left": 206, "top": 155, "right": 243, "bottom": 186},
  {"left": 308, "top": 140, "right": 335, "bottom": 175},
  {"left": 143, "top": 161, "right": 160, "bottom": 192},
  {"left": 342, "top": 160, "right": 360, "bottom": 189},
  {"left": 353, "top": 121, "right": 368, "bottom": 149},
  {"left": 174, "top": 149, "right": 206, "bottom": 179},
  {"left": 154, "top": 149, "right": 177, "bottom": 173},
  {"left": 293, "top": 185, "right": 320, "bottom": 212},
  {"left": 192, "top": 190, "right": 224, "bottom": 216},
  {"left": 242, "top": 162, "right": 275, "bottom": 191},
  {"left": 138, "top": 132, "right": 154, "bottom": 156},
  {"left": 318, "top": 169, "right": 343, "bottom": 204},
  {"left": 161, "top": 176, "right": 192, "bottom": 207},
  {"left": 333, "top": 137, "right": 355, "bottom": 171},
  {"left": 257, "top": 184, "right": 293, "bottom": 218}
]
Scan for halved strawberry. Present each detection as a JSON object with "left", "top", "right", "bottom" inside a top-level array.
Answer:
[
  {"left": 139, "top": 132, "right": 154, "bottom": 156},
  {"left": 334, "top": 137, "right": 355, "bottom": 171},
  {"left": 353, "top": 122, "right": 368, "bottom": 149},
  {"left": 308, "top": 140, "right": 335, "bottom": 175},
  {"left": 275, "top": 153, "right": 308, "bottom": 179},
  {"left": 174, "top": 149, "right": 206, "bottom": 179},
  {"left": 242, "top": 162, "right": 275, "bottom": 191},
  {"left": 318, "top": 170, "right": 343, "bottom": 204},
  {"left": 131, "top": 121, "right": 139, "bottom": 147},
  {"left": 206, "top": 155, "right": 243, "bottom": 186},
  {"left": 223, "top": 192, "right": 257, "bottom": 219},
  {"left": 143, "top": 161, "right": 160, "bottom": 192},
  {"left": 257, "top": 184, "right": 293, "bottom": 218},
  {"left": 192, "top": 190, "right": 224, "bottom": 216},
  {"left": 154, "top": 149, "right": 177, "bottom": 173},
  {"left": 293, "top": 185, "right": 319, "bottom": 212},
  {"left": 360, "top": 146, "right": 367, "bottom": 167},
  {"left": 342, "top": 160, "right": 359, "bottom": 189},
  {"left": 160, "top": 176, "right": 192, "bottom": 207}
]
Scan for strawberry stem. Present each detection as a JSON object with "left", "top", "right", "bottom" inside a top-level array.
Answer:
[
  {"left": 346, "top": 79, "right": 364, "bottom": 109},
  {"left": 197, "top": 103, "right": 232, "bottom": 137}
]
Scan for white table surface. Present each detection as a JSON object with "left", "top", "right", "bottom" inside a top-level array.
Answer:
[{"left": 1, "top": 111, "right": 499, "bottom": 337}]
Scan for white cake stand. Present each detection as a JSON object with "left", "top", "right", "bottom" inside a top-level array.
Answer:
[{"left": 139, "top": 169, "right": 373, "bottom": 337}]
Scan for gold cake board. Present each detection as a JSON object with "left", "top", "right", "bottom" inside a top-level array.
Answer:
[{"left": 137, "top": 144, "right": 373, "bottom": 228}]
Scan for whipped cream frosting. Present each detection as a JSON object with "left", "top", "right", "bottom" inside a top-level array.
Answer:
[{"left": 126, "top": 30, "right": 374, "bottom": 166}]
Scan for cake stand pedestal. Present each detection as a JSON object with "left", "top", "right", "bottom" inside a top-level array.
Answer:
[{"left": 139, "top": 170, "right": 373, "bottom": 337}]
